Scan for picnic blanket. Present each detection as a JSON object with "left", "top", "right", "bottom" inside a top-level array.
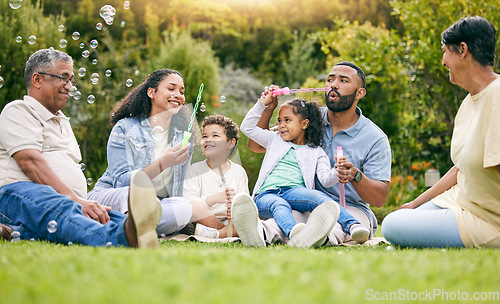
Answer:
[{"left": 160, "top": 234, "right": 389, "bottom": 246}]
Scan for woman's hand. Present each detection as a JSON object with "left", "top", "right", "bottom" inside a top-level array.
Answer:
[{"left": 160, "top": 143, "right": 190, "bottom": 170}]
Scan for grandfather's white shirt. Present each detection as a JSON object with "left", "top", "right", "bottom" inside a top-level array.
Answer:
[{"left": 0, "top": 95, "right": 87, "bottom": 198}]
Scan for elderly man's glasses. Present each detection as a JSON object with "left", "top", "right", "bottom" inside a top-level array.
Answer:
[{"left": 37, "top": 72, "right": 77, "bottom": 86}]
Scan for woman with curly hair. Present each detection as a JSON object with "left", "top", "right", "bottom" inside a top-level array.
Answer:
[
  {"left": 232, "top": 86, "right": 370, "bottom": 248},
  {"left": 88, "top": 69, "right": 221, "bottom": 237}
]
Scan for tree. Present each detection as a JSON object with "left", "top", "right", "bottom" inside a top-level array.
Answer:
[{"left": 0, "top": 0, "right": 65, "bottom": 109}]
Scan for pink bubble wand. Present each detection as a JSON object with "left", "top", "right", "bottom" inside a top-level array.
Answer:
[
  {"left": 271, "top": 86, "right": 332, "bottom": 96},
  {"left": 337, "top": 146, "right": 346, "bottom": 208}
]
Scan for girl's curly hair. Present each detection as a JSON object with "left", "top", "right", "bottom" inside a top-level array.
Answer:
[{"left": 280, "top": 98, "right": 323, "bottom": 148}]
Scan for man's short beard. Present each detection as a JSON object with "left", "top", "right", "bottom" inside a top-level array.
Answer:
[{"left": 325, "top": 89, "right": 357, "bottom": 113}]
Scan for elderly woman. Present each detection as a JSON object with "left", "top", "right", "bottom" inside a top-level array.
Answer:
[{"left": 382, "top": 16, "right": 500, "bottom": 248}]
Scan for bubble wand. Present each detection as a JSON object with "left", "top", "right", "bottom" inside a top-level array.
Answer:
[
  {"left": 181, "top": 83, "right": 204, "bottom": 148},
  {"left": 271, "top": 86, "right": 332, "bottom": 96},
  {"left": 337, "top": 146, "right": 346, "bottom": 208},
  {"left": 216, "top": 166, "right": 233, "bottom": 238}
]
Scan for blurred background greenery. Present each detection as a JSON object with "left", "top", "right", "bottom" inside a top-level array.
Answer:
[{"left": 1, "top": 0, "right": 499, "bottom": 222}]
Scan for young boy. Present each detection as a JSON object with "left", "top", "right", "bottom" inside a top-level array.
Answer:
[{"left": 183, "top": 115, "right": 249, "bottom": 238}]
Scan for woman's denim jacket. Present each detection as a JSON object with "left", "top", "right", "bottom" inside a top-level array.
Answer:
[{"left": 94, "top": 115, "right": 191, "bottom": 197}]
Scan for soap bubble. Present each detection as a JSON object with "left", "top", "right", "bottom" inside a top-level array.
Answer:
[
  {"left": 0, "top": 65, "right": 2, "bottom": 72},
  {"left": 59, "top": 39, "right": 67, "bottom": 48},
  {"left": 28, "top": 35, "right": 36, "bottom": 45},
  {"left": 68, "top": 242, "right": 73, "bottom": 246},
  {"left": 48, "top": 47, "right": 54, "bottom": 51},
  {"left": 16, "top": 36, "right": 22, "bottom": 43},
  {"left": 105, "top": 69, "right": 112, "bottom": 77},
  {"left": 160, "top": 234, "right": 166, "bottom": 238},
  {"left": 78, "top": 67, "right": 86, "bottom": 77},
  {"left": 125, "top": 79, "right": 133, "bottom": 87},
  {"left": 100, "top": 5, "right": 116, "bottom": 19},
  {"left": 30, "top": 238, "right": 35, "bottom": 242},
  {"left": 386, "top": 245, "right": 395, "bottom": 251},
  {"left": 106, "top": 242, "right": 112, "bottom": 248},
  {"left": 220, "top": 95, "right": 226, "bottom": 103},
  {"left": 0, "top": 76, "right": 4, "bottom": 89},
  {"left": 200, "top": 103, "right": 206, "bottom": 112},
  {"left": 120, "top": 21, "right": 126, "bottom": 28},
  {"left": 72, "top": 31, "right": 80, "bottom": 40},
  {"left": 87, "top": 95, "right": 95, "bottom": 104},
  {"left": 47, "top": 220, "right": 58, "bottom": 233},
  {"left": 80, "top": 163, "right": 86, "bottom": 171},
  {"left": 92, "top": 59, "right": 98, "bottom": 65},
  {"left": 73, "top": 91, "right": 81, "bottom": 100},
  {"left": 86, "top": 178, "right": 93, "bottom": 185},
  {"left": 91, "top": 72, "right": 99, "bottom": 82},
  {"left": 134, "top": 70, "right": 140, "bottom": 76},
  {"left": 79, "top": 42, "right": 85, "bottom": 49},
  {"left": 82, "top": 50, "right": 90, "bottom": 58},
  {"left": 90, "top": 39, "right": 98, "bottom": 48},
  {"left": 68, "top": 86, "right": 77, "bottom": 96},
  {"left": 124, "top": 1, "right": 130, "bottom": 9},
  {"left": 96, "top": 23, "right": 103, "bottom": 31},
  {"left": 9, "top": 0, "right": 22, "bottom": 10},
  {"left": 58, "top": 24, "right": 65, "bottom": 32},
  {"left": 100, "top": 5, "right": 116, "bottom": 25}
]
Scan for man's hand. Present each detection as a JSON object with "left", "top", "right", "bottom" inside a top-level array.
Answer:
[
  {"left": 335, "top": 155, "right": 356, "bottom": 184},
  {"left": 76, "top": 197, "right": 112, "bottom": 224}
]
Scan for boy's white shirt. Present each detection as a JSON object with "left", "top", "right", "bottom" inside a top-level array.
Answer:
[
  {"left": 183, "top": 159, "right": 249, "bottom": 220},
  {"left": 240, "top": 101, "right": 338, "bottom": 197}
]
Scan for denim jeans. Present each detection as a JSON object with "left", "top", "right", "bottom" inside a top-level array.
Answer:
[
  {"left": 0, "top": 182, "right": 129, "bottom": 247},
  {"left": 88, "top": 186, "right": 192, "bottom": 236},
  {"left": 254, "top": 187, "right": 360, "bottom": 237},
  {"left": 382, "top": 202, "right": 464, "bottom": 248}
]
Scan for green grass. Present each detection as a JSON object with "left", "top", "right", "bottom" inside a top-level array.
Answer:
[{"left": 1, "top": 239, "right": 499, "bottom": 304}]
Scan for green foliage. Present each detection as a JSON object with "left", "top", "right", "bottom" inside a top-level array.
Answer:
[
  {"left": 313, "top": 19, "right": 405, "bottom": 143},
  {"left": 390, "top": 0, "right": 500, "bottom": 175},
  {"left": 0, "top": 0, "right": 65, "bottom": 108},
  {"left": 147, "top": 27, "right": 220, "bottom": 115}
]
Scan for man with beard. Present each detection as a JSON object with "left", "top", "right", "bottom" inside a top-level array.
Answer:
[{"left": 248, "top": 61, "right": 391, "bottom": 245}]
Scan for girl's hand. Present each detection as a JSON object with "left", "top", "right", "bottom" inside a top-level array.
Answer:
[{"left": 259, "top": 85, "right": 279, "bottom": 106}]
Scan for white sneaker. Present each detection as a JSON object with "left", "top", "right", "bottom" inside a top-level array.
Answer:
[
  {"left": 231, "top": 193, "right": 266, "bottom": 247},
  {"left": 288, "top": 201, "right": 339, "bottom": 248},
  {"left": 194, "top": 223, "right": 219, "bottom": 239},
  {"left": 288, "top": 223, "right": 306, "bottom": 240},
  {"left": 350, "top": 224, "right": 370, "bottom": 244}
]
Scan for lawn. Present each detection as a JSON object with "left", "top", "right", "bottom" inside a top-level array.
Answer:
[{"left": 1, "top": 239, "right": 499, "bottom": 304}]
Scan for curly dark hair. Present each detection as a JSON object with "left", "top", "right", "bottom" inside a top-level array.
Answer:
[
  {"left": 280, "top": 98, "right": 323, "bottom": 148},
  {"left": 202, "top": 114, "right": 240, "bottom": 156},
  {"left": 110, "top": 69, "right": 191, "bottom": 143}
]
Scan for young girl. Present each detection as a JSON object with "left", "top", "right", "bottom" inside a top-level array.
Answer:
[
  {"left": 236, "top": 87, "right": 369, "bottom": 247},
  {"left": 183, "top": 115, "right": 249, "bottom": 238}
]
